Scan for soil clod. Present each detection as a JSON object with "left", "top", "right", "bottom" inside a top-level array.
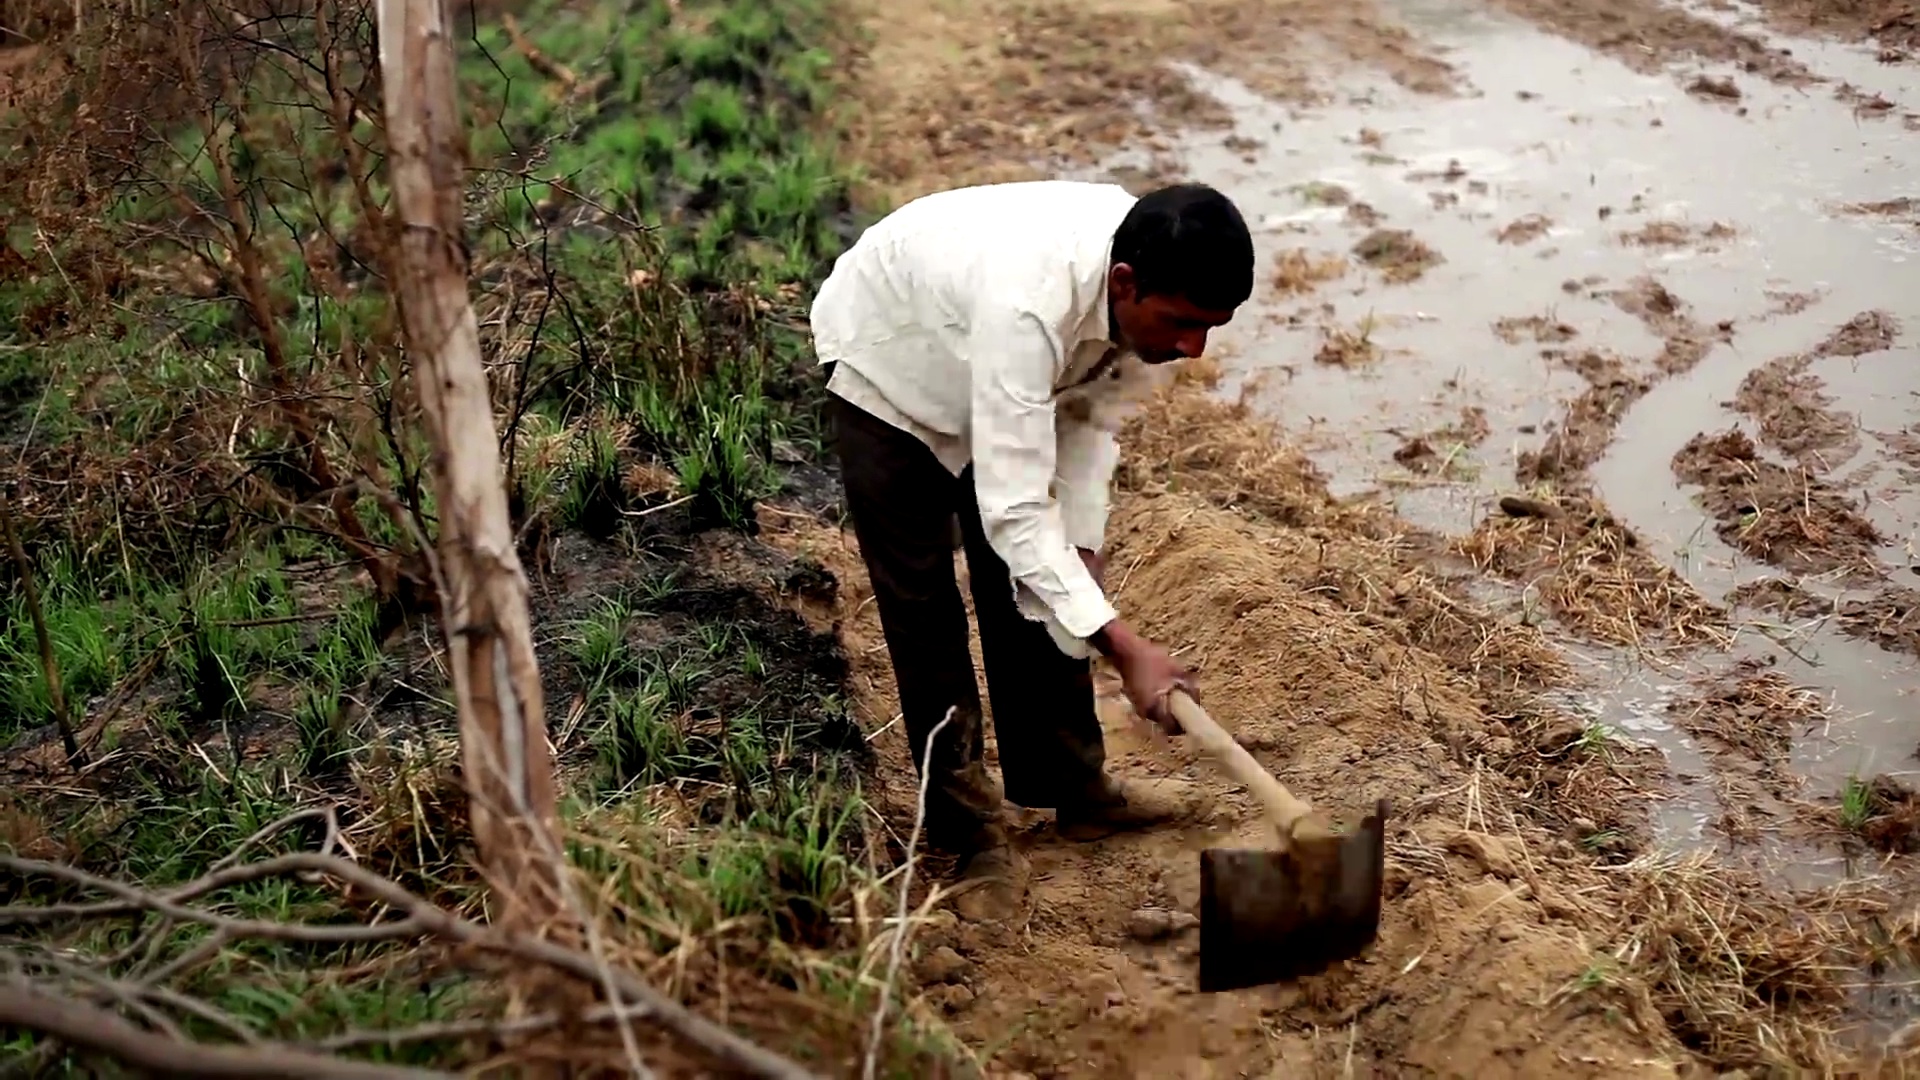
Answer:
[{"left": 1352, "top": 228, "right": 1443, "bottom": 283}]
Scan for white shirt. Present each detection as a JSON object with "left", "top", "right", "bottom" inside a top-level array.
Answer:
[{"left": 811, "top": 180, "right": 1169, "bottom": 657}]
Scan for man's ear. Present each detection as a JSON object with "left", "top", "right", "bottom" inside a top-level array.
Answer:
[{"left": 1107, "top": 262, "right": 1137, "bottom": 303}]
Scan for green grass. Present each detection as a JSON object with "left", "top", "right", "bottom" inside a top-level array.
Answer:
[
  {"left": 1840, "top": 774, "right": 1873, "bottom": 832},
  {"left": 0, "top": 0, "right": 948, "bottom": 1070}
]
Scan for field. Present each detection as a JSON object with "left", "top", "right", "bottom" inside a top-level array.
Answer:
[{"left": 2, "top": 0, "right": 1919, "bottom": 1075}]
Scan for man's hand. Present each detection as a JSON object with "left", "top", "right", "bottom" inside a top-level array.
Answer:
[
  {"left": 1077, "top": 547, "right": 1107, "bottom": 590},
  {"left": 1091, "top": 619, "right": 1198, "bottom": 735}
]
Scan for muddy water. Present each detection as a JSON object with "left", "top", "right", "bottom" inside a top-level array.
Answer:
[{"left": 1070, "top": 0, "right": 1919, "bottom": 874}]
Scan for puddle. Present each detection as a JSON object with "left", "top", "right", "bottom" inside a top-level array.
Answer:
[{"left": 1066, "top": 0, "right": 1920, "bottom": 877}]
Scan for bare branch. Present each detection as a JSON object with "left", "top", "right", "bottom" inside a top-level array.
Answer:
[
  {"left": 1, "top": 850, "right": 826, "bottom": 1080},
  {"left": 0, "top": 981, "right": 451, "bottom": 1080}
]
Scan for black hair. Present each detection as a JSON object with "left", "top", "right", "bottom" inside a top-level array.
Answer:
[{"left": 1109, "top": 182, "right": 1255, "bottom": 311}]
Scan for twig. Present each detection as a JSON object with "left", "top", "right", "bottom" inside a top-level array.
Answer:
[
  {"left": 316, "top": 999, "right": 651, "bottom": 1052},
  {"left": 862, "top": 706, "right": 956, "bottom": 1080},
  {"left": 0, "top": 851, "right": 823, "bottom": 1080},
  {"left": 0, "top": 980, "right": 448, "bottom": 1080},
  {"left": 0, "top": 484, "right": 84, "bottom": 768}
]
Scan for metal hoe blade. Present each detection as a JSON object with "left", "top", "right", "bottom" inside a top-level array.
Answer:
[{"left": 1196, "top": 799, "right": 1390, "bottom": 993}]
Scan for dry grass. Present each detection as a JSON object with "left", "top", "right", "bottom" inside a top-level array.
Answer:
[
  {"left": 1115, "top": 358, "right": 1383, "bottom": 533},
  {"left": 1617, "top": 219, "right": 1738, "bottom": 249},
  {"left": 1314, "top": 316, "right": 1384, "bottom": 367},
  {"left": 1117, "top": 368, "right": 1570, "bottom": 698},
  {"left": 1271, "top": 247, "right": 1350, "bottom": 296},
  {"left": 1604, "top": 851, "right": 1919, "bottom": 1073},
  {"left": 1352, "top": 227, "right": 1443, "bottom": 283},
  {"left": 1455, "top": 494, "right": 1730, "bottom": 650}
]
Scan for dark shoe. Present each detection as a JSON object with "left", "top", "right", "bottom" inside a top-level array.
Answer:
[
  {"left": 1055, "top": 776, "right": 1204, "bottom": 842},
  {"left": 947, "top": 843, "right": 1029, "bottom": 922}
]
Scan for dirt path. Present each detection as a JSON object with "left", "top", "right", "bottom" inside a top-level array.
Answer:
[{"left": 787, "top": 0, "right": 1920, "bottom": 1074}]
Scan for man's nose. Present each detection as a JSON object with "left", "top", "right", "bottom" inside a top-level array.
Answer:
[{"left": 1179, "top": 329, "right": 1210, "bottom": 358}]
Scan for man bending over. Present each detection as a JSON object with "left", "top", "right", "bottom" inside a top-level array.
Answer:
[{"left": 811, "top": 180, "right": 1256, "bottom": 919}]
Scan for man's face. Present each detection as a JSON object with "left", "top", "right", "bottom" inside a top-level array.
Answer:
[{"left": 1107, "top": 262, "right": 1239, "bottom": 365}]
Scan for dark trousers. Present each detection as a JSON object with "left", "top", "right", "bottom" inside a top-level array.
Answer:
[{"left": 830, "top": 390, "right": 1108, "bottom": 853}]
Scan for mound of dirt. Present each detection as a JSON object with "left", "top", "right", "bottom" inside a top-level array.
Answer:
[
  {"left": 1833, "top": 585, "right": 1920, "bottom": 658},
  {"left": 1618, "top": 219, "right": 1738, "bottom": 249},
  {"left": 1672, "top": 429, "right": 1883, "bottom": 579},
  {"left": 1730, "top": 310, "right": 1903, "bottom": 470},
  {"left": 842, "top": 0, "right": 1464, "bottom": 204},
  {"left": 1669, "top": 657, "right": 1825, "bottom": 771},
  {"left": 1666, "top": 660, "right": 1825, "bottom": 846},
  {"left": 1608, "top": 276, "right": 1726, "bottom": 375},
  {"left": 1485, "top": 0, "right": 1820, "bottom": 89},
  {"left": 1813, "top": 309, "right": 1901, "bottom": 357},
  {"left": 1394, "top": 405, "right": 1491, "bottom": 475},
  {"left": 1493, "top": 313, "right": 1577, "bottom": 344},
  {"left": 1080, "top": 492, "right": 1682, "bottom": 1078},
  {"left": 1117, "top": 369, "right": 1565, "bottom": 693},
  {"left": 1744, "top": 0, "right": 1920, "bottom": 57}
]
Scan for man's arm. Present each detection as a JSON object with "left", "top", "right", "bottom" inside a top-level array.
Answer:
[
  {"left": 965, "top": 303, "right": 1116, "bottom": 645},
  {"left": 1054, "top": 419, "right": 1122, "bottom": 558},
  {"left": 965, "top": 304, "right": 1198, "bottom": 730}
]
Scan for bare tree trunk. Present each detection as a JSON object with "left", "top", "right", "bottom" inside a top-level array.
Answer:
[{"left": 373, "top": 0, "right": 562, "bottom": 931}]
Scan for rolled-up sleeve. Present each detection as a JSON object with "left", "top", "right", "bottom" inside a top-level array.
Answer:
[{"left": 966, "top": 305, "right": 1119, "bottom": 643}]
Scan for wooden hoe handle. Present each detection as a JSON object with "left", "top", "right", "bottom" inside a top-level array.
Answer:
[{"left": 1167, "top": 689, "right": 1316, "bottom": 839}]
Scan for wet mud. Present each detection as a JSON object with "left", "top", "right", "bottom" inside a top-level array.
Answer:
[{"left": 1672, "top": 428, "right": 1885, "bottom": 579}]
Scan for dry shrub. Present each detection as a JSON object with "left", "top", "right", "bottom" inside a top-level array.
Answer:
[
  {"left": 511, "top": 808, "right": 961, "bottom": 1078},
  {"left": 1455, "top": 494, "right": 1728, "bottom": 650},
  {"left": 0, "top": 794, "right": 70, "bottom": 862},
  {"left": 342, "top": 735, "right": 484, "bottom": 917}
]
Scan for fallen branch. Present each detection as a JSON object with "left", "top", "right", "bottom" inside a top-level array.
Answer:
[
  {"left": 0, "top": 981, "right": 448, "bottom": 1080},
  {"left": 0, "top": 847, "right": 824, "bottom": 1080}
]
